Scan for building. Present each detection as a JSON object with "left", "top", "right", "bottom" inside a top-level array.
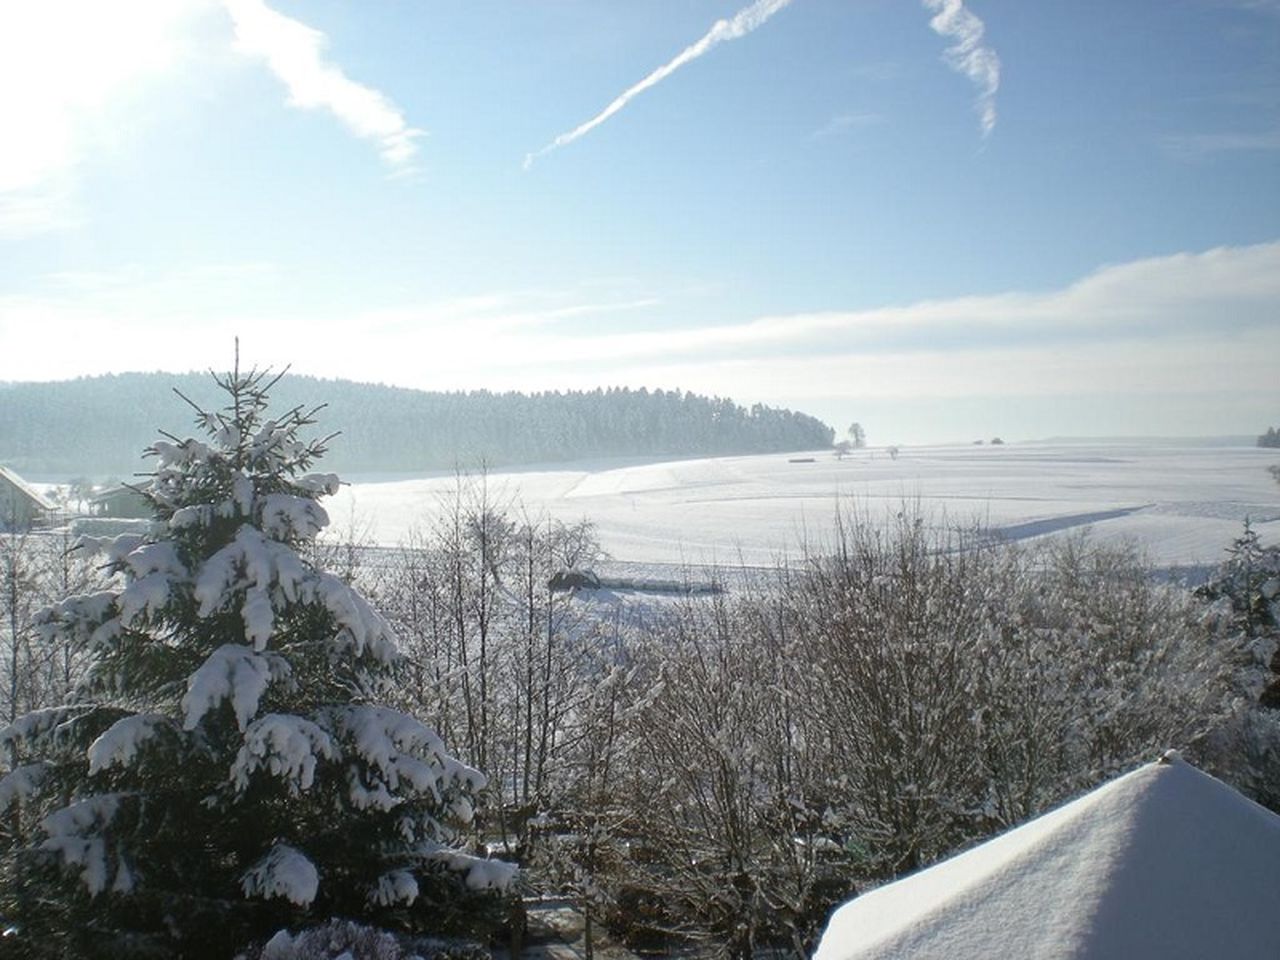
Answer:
[
  {"left": 0, "top": 465, "right": 55, "bottom": 530},
  {"left": 815, "top": 752, "right": 1280, "bottom": 960},
  {"left": 88, "top": 483, "right": 152, "bottom": 519}
]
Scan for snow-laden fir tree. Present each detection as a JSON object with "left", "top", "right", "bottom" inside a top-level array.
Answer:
[{"left": 0, "top": 362, "right": 514, "bottom": 959}]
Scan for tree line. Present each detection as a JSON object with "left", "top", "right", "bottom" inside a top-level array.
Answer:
[{"left": 0, "top": 373, "right": 835, "bottom": 476}]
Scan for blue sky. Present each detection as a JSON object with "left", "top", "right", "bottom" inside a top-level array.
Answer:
[{"left": 1, "top": 0, "right": 1277, "bottom": 444}]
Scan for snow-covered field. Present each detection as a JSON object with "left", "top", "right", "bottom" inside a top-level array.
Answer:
[{"left": 325, "top": 441, "right": 1280, "bottom": 573}]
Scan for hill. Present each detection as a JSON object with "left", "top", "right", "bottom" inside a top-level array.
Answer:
[{"left": 0, "top": 373, "right": 835, "bottom": 476}]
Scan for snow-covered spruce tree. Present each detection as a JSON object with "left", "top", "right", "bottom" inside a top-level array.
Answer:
[
  {"left": 1196, "top": 521, "right": 1280, "bottom": 810},
  {"left": 0, "top": 364, "right": 513, "bottom": 959}
]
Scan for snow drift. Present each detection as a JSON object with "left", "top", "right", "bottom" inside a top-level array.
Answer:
[{"left": 815, "top": 752, "right": 1280, "bottom": 959}]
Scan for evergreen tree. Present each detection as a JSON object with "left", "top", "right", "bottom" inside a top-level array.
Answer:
[{"left": 0, "top": 362, "right": 512, "bottom": 959}]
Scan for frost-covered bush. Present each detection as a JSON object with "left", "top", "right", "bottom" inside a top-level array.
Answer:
[
  {"left": 1, "top": 526, "right": 104, "bottom": 723},
  {"left": 234, "top": 918, "right": 490, "bottom": 960},
  {"left": 601, "top": 514, "right": 1235, "bottom": 957},
  {"left": 0, "top": 363, "right": 513, "bottom": 959},
  {"left": 794, "top": 518, "right": 1229, "bottom": 876}
]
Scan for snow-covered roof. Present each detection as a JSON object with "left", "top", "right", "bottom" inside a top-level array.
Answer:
[
  {"left": 0, "top": 465, "right": 55, "bottom": 511},
  {"left": 814, "top": 752, "right": 1280, "bottom": 960}
]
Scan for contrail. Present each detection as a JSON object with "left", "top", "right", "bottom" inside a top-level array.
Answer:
[
  {"left": 923, "top": 0, "right": 1000, "bottom": 137},
  {"left": 525, "top": 0, "right": 795, "bottom": 168}
]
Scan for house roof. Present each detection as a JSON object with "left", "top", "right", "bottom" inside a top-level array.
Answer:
[
  {"left": 0, "top": 465, "right": 55, "bottom": 511},
  {"left": 815, "top": 752, "right": 1280, "bottom": 960},
  {"left": 90, "top": 483, "right": 147, "bottom": 502}
]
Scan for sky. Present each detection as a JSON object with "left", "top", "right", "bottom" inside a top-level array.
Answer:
[{"left": 0, "top": 0, "right": 1277, "bottom": 445}]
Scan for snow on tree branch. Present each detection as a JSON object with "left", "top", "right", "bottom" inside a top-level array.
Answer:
[
  {"left": 40, "top": 794, "right": 125, "bottom": 896},
  {"left": 367, "top": 869, "right": 419, "bottom": 907},
  {"left": 326, "top": 705, "right": 485, "bottom": 812},
  {"left": 0, "top": 762, "right": 48, "bottom": 808},
  {"left": 304, "top": 573, "right": 399, "bottom": 664},
  {"left": 241, "top": 842, "right": 320, "bottom": 907},
  {"left": 425, "top": 846, "right": 518, "bottom": 891},
  {"left": 232, "top": 713, "right": 337, "bottom": 794},
  {"left": 0, "top": 705, "right": 85, "bottom": 763},
  {"left": 86, "top": 714, "right": 174, "bottom": 774},
  {"left": 182, "top": 644, "right": 292, "bottom": 731}
]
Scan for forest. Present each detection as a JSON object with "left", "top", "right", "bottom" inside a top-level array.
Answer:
[{"left": 0, "top": 373, "right": 835, "bottom": 476}]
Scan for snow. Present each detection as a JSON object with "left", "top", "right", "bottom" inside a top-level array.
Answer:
[
  {"left": 111, "top": 856, "right": 135, "bottom": 894},
  {"left": 87, "top": 714, "right": 170, "bottom": 774},
  {"left": 40, "top": 794, "right": 123, "bottom": 896},
  {"left": 190, "top": 524, "right": 390, "bottom": 656},
  {"left": 116, "top": 571, "right": 172, "bottom": 626},
  {"left": 814, "top": 753, "right": 1280, "bottom": 960},
  {"left": 241, "top": 842, "right": 320, "bottom": 907},
  {"left": 0, "top": 705, "right": 81, "bottom": 760},
  {"left": 194, "top": 525, "right": 311, "bottom": 648},
  {"left": 257, "top": 920, "right": 409, "bottom": 960},
  {"left": 36, "top": 591, "right": 123, "bottom": 654},
  {"left": 457, "top": 854, "right": 518, "bottom": 891},
  {"left": 428, "top": 847, "right": 518, "bottom": 891},
  {"left": 304, "top": 573, "right": 399, "bottom": 664},
  {"left": 231, "top": 713, "right": 337, "bottom": 794},
  {"left": 181, "top": 644, "right": 292, "bottom": 731},
  {"left": 368, "top": 868, "right": 419, "bottom": 907},
  {"left": 261, "top": 930, "right": 297, "bottom": 960},
  {"left": 449, "top": 795, "right": 474, "bottom": 825},
  {"left": 323, "top": 443, "right": 1280, "bottom": 570},
  {"left": 295, "top": 472, "right": 341, "bottom": 496},
  {"left": 259, "top": 492, "right": 329, "bottom": 541},
  {"left": 169, "top": 504, "right": 213, "bottom": 530},
  {"left": 327, "top": 705, "right": 485, "bottom": 811},
  {"left": 120, "top": 540, "right": 185, "bottom": 580},
  {"left": 0, "top": 762, "right": 48, "bottom": 807}
]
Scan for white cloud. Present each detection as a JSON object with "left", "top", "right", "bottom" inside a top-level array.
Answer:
[
  {"left": 810, "top": 112, "right": 884, "bottom": 140},
  {"left": 0, "top": 0, "right": 422, "bottom": 236},
  {"left": 525, "top": 0, "right": 795, "bottom": 168},
  {"left": 1162, "top": 128, "right": 1280, "bottom": 159},
  {"left": 298, "top": 243, "right": 1280, "bottom": 413},
  {"left": 0, "top": 187, "right": 82, "bottom": 239},
  {"left": 922, "top": 0, "right": 1000, "bottom": 137},
  {"left": 222, "top": 0, "right": 423, "bottom": 170},
  {"left": 386, "top": 241, "right": 1276, "bottom": 371},
  {"left": 0, "top": 0, "right": 198, "bottom": 235},
  {"left": 597, "top": 331, "right": 1279, "bottom": 401}
]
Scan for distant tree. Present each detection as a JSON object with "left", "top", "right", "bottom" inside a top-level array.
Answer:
[
  {"left": 0, "top": 376, "right": 838, "bottom": 475},
  {"left": 991, "top": 437, "right": 1004, "bottom": 445},
  {"left": 1196, "top": 521, "right": 1280, "bottom": 810},
  {"left": 1258, "top": 427, "right": 1280, "bottom": 449},
  {"left": 887, "top": 446, "right": 900, "bottom": 460},
  {"left": 1198, "top": 521, "right": 1280, "bottom": 706},
  {"left": 68, "top": 479, "right": 95, "bottom": 514},
  {"left": 847, "top": 423, "right": 866, "bottom": 449},
  {"left": 0, "top": 527, "right": 103, "bottom": 725},
  {"left": 0, "top": 361, "right": 512, "bottom": 959},
  {"left": 0, "top": 525, "right": 39, "bottom": 724},
  {"left": 833, "top": 440, "right": 852, "bottom": 460}
]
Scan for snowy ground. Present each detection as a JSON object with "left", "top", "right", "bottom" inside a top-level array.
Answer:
[{"left": 323, "top": 441, "right": 1280, "bottom": 574}]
